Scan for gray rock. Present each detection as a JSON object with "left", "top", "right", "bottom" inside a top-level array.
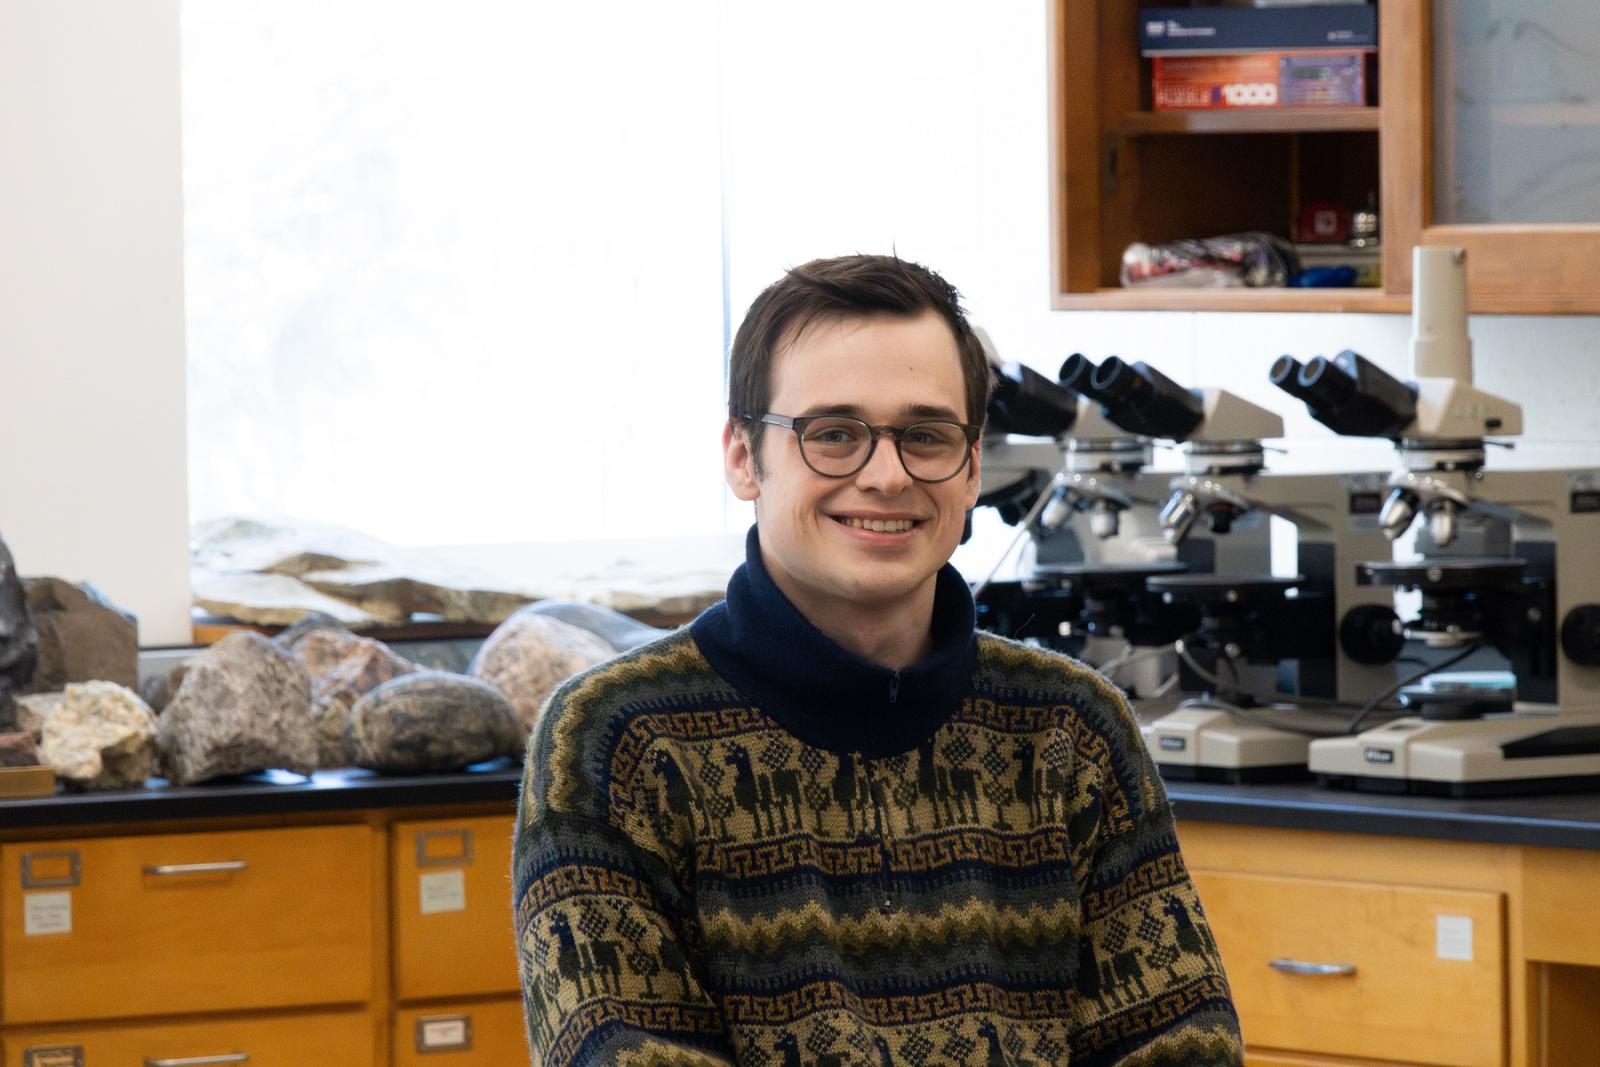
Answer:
[
  {"left": 0, "top": 730, "right": 42, "bottom": 767},
  {"left": 159, "top": 632, "right": 317, "bottom": 785},
  {"left": 289, "top": 628, "right": 419, "bottom": 767},
  {"left": 469, "top": 609, "right": 614, "bottom": 742},
  {"left": 523, "top": 599, "right": 668, "bottom": 652},
  {"left": 39, "top": 681, "right": 159, "bottom": 789},
  {"left": 345, "top": 671, "right": 520, "bottom": 774},
  {"left": 0, "top": 534, "right": 38, "bottom": 725},
  {"left": 23, "top": 577, "right": 138, "bottom": 692}
]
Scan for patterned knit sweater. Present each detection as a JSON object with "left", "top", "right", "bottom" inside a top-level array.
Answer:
[{"left": 513, "top": 531, "right": 1242, "bottom": 1066}]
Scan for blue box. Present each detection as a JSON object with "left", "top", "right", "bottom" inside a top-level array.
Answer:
[{"left": 1139, "top": 4, "right": 1377, "bottom": 56}]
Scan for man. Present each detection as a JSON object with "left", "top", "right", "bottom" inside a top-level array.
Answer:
[{"left": 514, "top": 254, "right": 1243, "bottom": 1065}]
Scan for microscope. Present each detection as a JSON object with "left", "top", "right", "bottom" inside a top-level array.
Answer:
[
  {"left": 1272, "top": 246, "right": 1600, "bottom": 796},
  {"left": 974, "top": 356, "right": 1188, "bottom": 696},
  {"left": 1058, "top": 354, "right": 1404, "bottom": 782}
]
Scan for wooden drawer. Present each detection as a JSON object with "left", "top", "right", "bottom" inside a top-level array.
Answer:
[
  {"left": 1247, "top": 1055, "right": 1432, "bottom": 1067},
  {"left": 392, "top": 817, "right": 518, "bottom": 1001},
  {"left": 1193, "top": 870, "right": 1505, "bottom": 1067},
  {"left": 1, "top": 1007, "right": 375, "bottom": 1065},
  {"left": 1, "top": 825, "right": 374, "bottom": 1024},
  {"left": 393, "top": 998, "right": 525, "bottom": 1065},
  {"left": 1522, "top": 847, "right": 1600, "bottom": 966}
]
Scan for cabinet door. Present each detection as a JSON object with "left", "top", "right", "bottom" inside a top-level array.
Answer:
[
  {"left": 1384, "top": 0, "right": 1600, "bottom": 308},
  {"left": 1, "top": 825, "right": 374, "bottom": 1023},
  {"left": 1193, "top": 870, "right": 1505, "bottom": 1067},
  {"left": 393, "top": 999, "right": 526, "bottom": 1066},
  {"left": 1, "top": 1008, "right": 375, "bottom": 1066},
  {"left": 392, "top": 816, "right": 519, "bottom": 1001}
]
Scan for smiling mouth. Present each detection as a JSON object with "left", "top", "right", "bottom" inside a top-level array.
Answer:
[{"left": 834, "top": 516, "right": 921, "bottom": 533}]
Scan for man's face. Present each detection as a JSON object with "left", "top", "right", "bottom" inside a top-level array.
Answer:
[{"left": 724, "top": 309, "right": 981, "bottom": 619}]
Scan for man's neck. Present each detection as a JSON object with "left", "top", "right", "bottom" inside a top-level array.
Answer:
[{"left": 761, "top": 555, "right": 937, "bottom": 671}]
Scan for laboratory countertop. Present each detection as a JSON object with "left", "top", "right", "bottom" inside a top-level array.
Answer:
[{"left": 5, "top": 760, "right": 1600, "bottom": 850}]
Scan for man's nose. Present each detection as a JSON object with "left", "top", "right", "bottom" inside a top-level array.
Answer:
[{"left": 854, "top": 430, "right": 913, "bottom": 491}]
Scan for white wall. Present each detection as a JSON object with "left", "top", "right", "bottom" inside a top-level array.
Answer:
[
  {"left": 2, "top": 0, "right": 1596, "bottom": 645},
  {"left": 0, "top": 0, "right": 191, "bottom": 646}
]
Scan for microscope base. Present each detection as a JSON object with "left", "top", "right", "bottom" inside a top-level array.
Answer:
[
  {"left": 1309, "top": 713, "right": 1600, "bottom": 797},
  {"left": 1142, "top": 706, "right": 1311, "bottom": 783}
]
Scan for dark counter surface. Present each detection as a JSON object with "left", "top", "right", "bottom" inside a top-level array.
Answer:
[
  {"left": 1, "top": 760, "right": 523, "bottom": 831},
  {"left": 5, "top": 762, "right": 1600, "bottom": 849},
  {"left": 1165, "top": 779, "right": 1600, "bottom": 851}
]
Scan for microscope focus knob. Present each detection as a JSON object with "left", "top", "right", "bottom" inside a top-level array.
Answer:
[
  {"left": 1340, "top": 604, "right": 1405, "bottom": 666},
  {"left": 1560, "top": 604, "right": 1600, "bottom": 667}
]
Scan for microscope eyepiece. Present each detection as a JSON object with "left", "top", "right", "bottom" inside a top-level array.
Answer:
[
  {"left": 986, "top": 361, "right": 1079, "bottom": 437},
  {"left": 1084, "top": 357, "right": 1205, "bottom": 440},
  {"left": 1057, "top": 353, "right": 1106, "bottom": 402},
  {"left": 1268, "top": 348, "right": 1417, "bottom": 438},
  {"left": 1296, "top": 355, "right": 1359, "bottom": 408},
  {"left": 1268, "top": 355, "right": 1311, "bottom": 401}
]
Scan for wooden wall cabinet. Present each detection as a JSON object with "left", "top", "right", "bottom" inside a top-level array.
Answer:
[{"left": 1051, "top": 0, "right": 1600, "bottom": 313}]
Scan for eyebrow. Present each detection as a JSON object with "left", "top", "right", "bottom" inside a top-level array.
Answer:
[{"left": 798, "top": 402, "right": 965, "bottom": 421}]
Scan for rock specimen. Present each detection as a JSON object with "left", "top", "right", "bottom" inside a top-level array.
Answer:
[
  {"left": 23, "top": 577, "right": 138, "bottom": 692},
  {"left": 0, "top": 534, "right": 38, "bottom": 724},
  {"left": 10, "top": 692, "right": 61, "bottom": 740},
  {"left": 0, "top": 730, "right": 42, "bottom": 767},
  {"left": 469, "top": 609, "right": 614, "bottom": 741},
  {"left": 345, "top": 671, "right": 520, "bottom": 774},
  {"left": 190, "top": 516, "right": 732, "bottom": 630},
  {"left": 159, "top": 633, "right": 317, "bottom": 785},
  {"left": 288, "top": 627, "right": 420, "bottom": 767},
  {"left": 523, "top": 599, "right": 667, "bottom": 652},
  {"left": 39, "top": 681, "right": 159, "bottom": 789}
]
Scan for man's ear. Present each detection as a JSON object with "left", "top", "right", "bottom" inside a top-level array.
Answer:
[
  {"left": 961, "top": 438, "right": 983, "bottom": 510},
  {"left": 723, "top": 420, "right": 761, "bottom": 502}
]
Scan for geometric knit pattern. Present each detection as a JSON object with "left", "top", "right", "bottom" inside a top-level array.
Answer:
[{"left": 514, "top": 629, "right": 1243, "bottom": 1066}]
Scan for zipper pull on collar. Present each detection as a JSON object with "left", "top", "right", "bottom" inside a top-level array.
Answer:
[{"left": 888, "top": 670, "right": 901, "bottom": 704}]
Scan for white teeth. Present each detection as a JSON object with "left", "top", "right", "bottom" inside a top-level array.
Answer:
[{"left": 844, "top": 517, "right": 914, "bottom": 533}]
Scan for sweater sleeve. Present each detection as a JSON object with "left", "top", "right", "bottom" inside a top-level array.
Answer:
[
  {"left": 513, "top": 810, "right": 736, "bottom": 1066},
  {"left": 512, "top": 683, "right": 736, "bottom": 1067},
  {"left": 1066, "top": 689, "right": 1245, "bottom": 1066}
]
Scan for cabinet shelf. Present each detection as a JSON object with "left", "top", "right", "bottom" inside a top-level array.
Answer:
[
  {"left": 1052, "top": 287, "right": 1407, "bottom": 313},
  {"left": 1117, "top": 107, "right": 1381, "bottom": 136}
]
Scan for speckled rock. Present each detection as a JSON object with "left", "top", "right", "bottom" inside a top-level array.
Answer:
[
  {"left": 289, "top": 628, "right": 420, "bottom": 767},
  {"left": 0, "top": 731, "right": 41, "bottom": 767},
  {"left": 39, "top": 681, "right": 159, "bottom": 789},
  {"left": 523, "top": 599, "right": 667, "bottom": 652},
  {"left": 345, "top": 671, "right": 520, "bottom": 773},
  {"left": 23, "top": 577, "right": 137, "bottom": 692},
  {"left": 10, "top": 692, "right": 60, "bottom": 740},
  {"left": 159, "top": 633, "right": 316, "bottom": 785},
  {"left": 469, "top": 608, "right": 614, "bottom": 741}
]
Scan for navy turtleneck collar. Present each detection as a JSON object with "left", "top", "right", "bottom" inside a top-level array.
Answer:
[{"left": 690, "top": 525, "right": 978, "bottom": 759}]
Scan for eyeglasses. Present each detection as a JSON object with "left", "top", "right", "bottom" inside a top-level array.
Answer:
[{"left": 746, "top": 413, "right": 980, "bottom": 483}]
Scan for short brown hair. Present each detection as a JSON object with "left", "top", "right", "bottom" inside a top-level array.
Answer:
[{"left": 728, "top": 254, "right": 993, "bottom": 471}]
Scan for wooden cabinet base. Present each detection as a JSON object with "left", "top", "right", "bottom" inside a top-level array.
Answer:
[
  {"left": 1, "top": 1008, "right": 375, "bottom": 1066},
  {"left": 393, "top": 999, "right": 526, "bottom": 1066}
]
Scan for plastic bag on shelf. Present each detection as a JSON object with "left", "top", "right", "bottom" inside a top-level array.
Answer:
[{"left": 1120, "top": 232, "right": 1300, "bottom": 289}]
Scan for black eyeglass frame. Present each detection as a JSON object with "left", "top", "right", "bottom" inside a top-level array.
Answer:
[{"left": 743, "top": 412, "right": 981, "bottom": 483}]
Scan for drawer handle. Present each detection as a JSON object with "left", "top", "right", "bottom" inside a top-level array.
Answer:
[
  {"left": 142, "top": 861, "right": 249, "bottom": 877},
  {"left": 1269, "top": 958, "right": 1357, "bottom": 977},
  {"left": 144, "top": 1055, "right": 249, "bottom": 1066}
]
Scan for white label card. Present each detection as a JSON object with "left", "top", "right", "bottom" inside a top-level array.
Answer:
[
  {"left": 419, "top": 869, "right": 466, "bottom": 914},
  {"left": 24, "top": 891, "right": 71, "bottom": 936},
  {"left": 1436, "top": 914, "right": 1474, "bottom": 961},
  {"left": 419, "top": 1017, "right": 470, "bottom": 1049}
]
